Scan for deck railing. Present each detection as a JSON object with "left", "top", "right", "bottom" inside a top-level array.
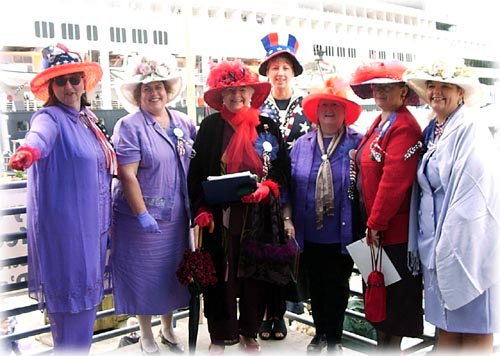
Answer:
[{"left": 0, "top": 180, "right": 435, "bottom": 355}]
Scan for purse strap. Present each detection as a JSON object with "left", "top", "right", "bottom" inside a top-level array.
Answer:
[{"left": 370, "top": 243, "right": 383, "bottom": 272}]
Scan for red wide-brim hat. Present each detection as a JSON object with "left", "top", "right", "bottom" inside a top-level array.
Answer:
[
  {"left": 350, "top": 60, "right": 420, "bottom": 106},
  {"left": 203, "top": 59, "right": 271, "bottom": 112},
  {"left": 303, "top": 76, "right": 362, "bottom": 125}
]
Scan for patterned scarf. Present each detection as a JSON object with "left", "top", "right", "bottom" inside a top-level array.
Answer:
[
  {"left": 315, "top": 127, "right": 343, "bottom": 229},
  {"left": 220, "top": 105, "right": 263, "bottom": 177},
  {"left": 79, "top": 110, "right": 118, "bottom": 176}
]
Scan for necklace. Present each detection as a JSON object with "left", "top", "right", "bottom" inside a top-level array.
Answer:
[{"left": 434, "top": 119, "right": 447, "bottom": 138}]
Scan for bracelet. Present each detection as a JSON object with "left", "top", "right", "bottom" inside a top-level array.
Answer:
[{"left": 283, "top": 216, "right": 291, "bottom": 221}]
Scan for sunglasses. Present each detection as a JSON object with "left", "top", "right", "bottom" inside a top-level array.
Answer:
[
  {"left": 53, "top": 75, "right": 83, "bottom": 87},
  {"left": 370, "top": 83, "right": 405, "bottom": 92}
]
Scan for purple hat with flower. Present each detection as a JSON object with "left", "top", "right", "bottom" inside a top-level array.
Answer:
[{"left": 120, "top": 55, "right": 183, "bottom": 112}]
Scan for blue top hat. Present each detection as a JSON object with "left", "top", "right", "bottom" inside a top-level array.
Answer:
[{"left": 258, "top": 33, "right": 303, "bottom": 76}]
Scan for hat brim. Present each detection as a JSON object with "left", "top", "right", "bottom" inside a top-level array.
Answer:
[
  {"left": 303, "top": 93, "right": 362, "bottom": 125},
  {"left": 30, "top": 62, "right": 103, "bottom": 102},
  {"left": 119, "top": 73, "right": 183, "bottom": 113},
  {"left": 204, "top": 82, "right": 271, "bottom": 112},
  {"left": 259, "top": 51, "right": 303, "bottom": 77},
  {"left": 404, "top": 72, "right": 485, "bottom": 107},
  {"left": 350, "top": 80, "right": 421, "bottom": 106}
]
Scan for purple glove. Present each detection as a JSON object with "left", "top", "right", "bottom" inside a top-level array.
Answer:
[{"left": 137, "top": 211, "right": 161, "bottom": 233}]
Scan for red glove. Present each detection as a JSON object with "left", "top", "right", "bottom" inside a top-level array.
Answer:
[
  {"left": 241, "top": 182, "right": 270, "bottom": 203},
  {"left": 9, "top": 145, "right": 41, "bottom": 171},
  {"left": 194, "top": 208, "right": 214, "bottom": 233}
]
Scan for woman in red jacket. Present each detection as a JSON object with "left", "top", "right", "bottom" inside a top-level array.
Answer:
[{"left": 350, "top": 60, "right": 424, "bottom": 352}]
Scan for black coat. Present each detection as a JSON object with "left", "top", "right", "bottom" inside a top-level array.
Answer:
[{"left": 187, "top": 112, "right": 291, "bottom": 318}]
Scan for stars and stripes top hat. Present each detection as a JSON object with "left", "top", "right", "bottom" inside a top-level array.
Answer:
[{"left": 258, "top": 32, "right": 303, "bottom": 76}]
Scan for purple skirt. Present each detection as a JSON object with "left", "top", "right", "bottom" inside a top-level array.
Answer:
[{"left": 111, "top": 211, "right": 190, "bottom": 315}]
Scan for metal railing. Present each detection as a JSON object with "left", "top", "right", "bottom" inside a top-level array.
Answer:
[{"left": 0, "top": 180, "right": 435, "bottom": 355}]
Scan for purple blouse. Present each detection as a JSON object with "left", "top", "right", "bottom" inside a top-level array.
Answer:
[{"left": 24, "top": 104, "right": 113, "bottom": 313}]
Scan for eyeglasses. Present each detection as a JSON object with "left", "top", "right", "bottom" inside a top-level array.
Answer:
[
  {"left": 370, "top": 84, "right": 404, "bottom": 93},
  {"left": 53, "top": 75, "right": 83, "bottom": 87}
]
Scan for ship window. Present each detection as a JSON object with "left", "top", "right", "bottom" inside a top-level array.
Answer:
[
  {"left": 34, "top": 21, "right": 55, "bottom": 39},
  {"left": 132, "top": 29, "right": 148, "bottom": 44},
  {"left": 379, "top": 51, "right": 386, "bottom": 59},
  {"left": 337, "top": 47, "right": 345, "bottom": 57},
  {"left": 153, "top": 31, "right": 168, "bottom": 46},
  {"left": 110, "top": 27, "right": 127, "bottom": 43},
  {"left": 61, "top": 23, "right": 81, "bottom": 40},
  {"left": 17, "top": 121, "right": 29, "bottom": 132},
  {"left": 86, "top": 25, "right": 98, "bottom": 41},
  {"left": 348, "top": 48, "right": 356, "bottom": 58},
  {"left": 313, "top": 44, "right": 324, "bottom": 57}
]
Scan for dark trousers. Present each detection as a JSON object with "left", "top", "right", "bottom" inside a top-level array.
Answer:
[
  {"left": 304, "top": 242, "right": 354, "bottom": 345},
  {"left": 263, "top": 284, "right": 286, "bottom": 319},
  {"left": 205, "top": 205, "right": 268, "bottom": 344}
]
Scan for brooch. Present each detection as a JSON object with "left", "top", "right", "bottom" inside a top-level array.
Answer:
[{"left": 171, "top": 127, "right": 186, "bottom": 156}]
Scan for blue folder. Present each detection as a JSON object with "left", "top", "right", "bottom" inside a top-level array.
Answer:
[{"left": 202, "top": 171, "right": 258, "bottom": 205}]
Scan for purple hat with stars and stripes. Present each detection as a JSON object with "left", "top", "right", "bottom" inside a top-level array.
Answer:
[
  {"left": 258, "top": 32, "right": 303, "bottom": 77},
  {"left": 30, "top": 43, "right": 102, "bottom": 101}
]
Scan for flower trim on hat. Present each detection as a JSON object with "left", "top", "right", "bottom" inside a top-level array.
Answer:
[
  {"left": 132, "top": 58, "right": 174, "bottom": 80},
  {"left": 206, "top": 60, "right": 255, "bottom": 89},
  {"left": 411, "top": 58, "right": 476, "bottom": 81}
]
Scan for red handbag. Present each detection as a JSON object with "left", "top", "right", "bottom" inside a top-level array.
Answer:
[{"left": 364, "top": 243, "right": 386, "bottom": 323}]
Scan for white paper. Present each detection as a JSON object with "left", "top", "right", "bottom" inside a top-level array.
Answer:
[
  {"left": 346, "top": 238, "right": 401, "bottom": 286},
  {"left": 207, "top": 171, "right": 256, "bottom": 181}
]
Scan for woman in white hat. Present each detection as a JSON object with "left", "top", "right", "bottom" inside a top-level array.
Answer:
[
  {"left": 110, "top": 56, "right": 196, "bottom": 354},
  {"left": 405, "top": 59, "right": 500, "bottom": 353},
  {"left": 8, "top": 43, "right": 117, "bottom": 354}
]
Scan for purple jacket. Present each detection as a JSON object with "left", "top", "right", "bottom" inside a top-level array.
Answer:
[
  {"left": 286, "top": 126, "right": 363, "bottom": 254},
  {"left": 24, "top": 104, "right": 112, "bottom": 313}
]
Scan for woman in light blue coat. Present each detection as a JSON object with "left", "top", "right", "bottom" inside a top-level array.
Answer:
[{"left": 405, "top": 59, "right": 500, "bottom": 353}]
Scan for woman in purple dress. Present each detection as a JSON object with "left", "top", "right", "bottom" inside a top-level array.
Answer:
[
  {"left": 8, "top": 44, "right": 117, "bottom": 354},
  {"left": 111, "top": 55, "right": 196, "bottom": 355}
]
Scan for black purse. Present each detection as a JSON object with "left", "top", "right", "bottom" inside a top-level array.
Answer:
[{"left": 237, "top": 190, "right": 299, "bottom": 286}]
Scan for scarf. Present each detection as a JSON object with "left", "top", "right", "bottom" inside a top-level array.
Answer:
[
  {"left": 220, "top": 105, "right": 263, "bottom": 177},
  {"left": 315, "top": 127, "right": 343, "bottom": 229},
  {"left": 79, "top": 110, "right": 118, "bottom": 176}
]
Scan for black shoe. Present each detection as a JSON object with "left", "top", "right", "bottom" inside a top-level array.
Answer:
[
  {"left": 327, "top": 343, "right": 343, "bottom": 355},
  {"left": 307, "top": 334, "right": 327, "bottom": 354},
  {"left": 159, "top": 331, "right": 185, "bottom": 354}
]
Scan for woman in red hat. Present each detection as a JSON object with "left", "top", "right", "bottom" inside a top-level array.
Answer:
[
  {"left": 8, "top": 44, "right": 117, "bottom": 354},
  {"left": 285, "top": 76, "right": 364, "bottom": 354},
  {"left": 187, "top": 59, "right": 291, "bottom": 354},
  {"left": 350, "top": 60, "right": 424, "bottom": 352}
]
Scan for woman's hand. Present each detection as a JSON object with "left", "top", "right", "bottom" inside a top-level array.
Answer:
[
  {"left": 194, "top": 210, "right": 214, "bottom": 233},
  {"left": 284, "top": 219, "right": 295, "bottom": 240},
  {"left": 369, "top": 229, "right": 381, "bottom": 247},
  {"left": 137, "top": 211, "right": 161, "bottom": 233},
  {"left": 8, "top": 146, "right": 41, "bottom": 171}
]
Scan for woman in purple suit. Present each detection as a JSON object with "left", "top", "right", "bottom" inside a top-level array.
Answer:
[
  {"left": 111, "top": 55, "right": 196, "bottom": 355},
  {"left": 8, "top": 44, "right": 117, "bottom": 354}
]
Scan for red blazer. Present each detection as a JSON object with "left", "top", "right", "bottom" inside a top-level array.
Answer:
[{"left": 356, "top": 106, "right": 422, "bottom": 246}]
